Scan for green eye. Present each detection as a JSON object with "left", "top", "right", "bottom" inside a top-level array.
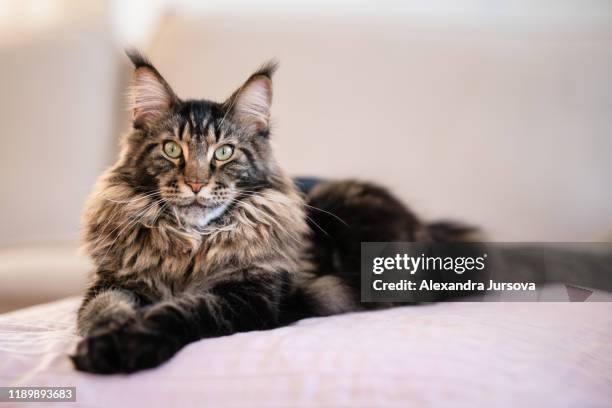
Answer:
[
  {"left": 163, "top": 141, "right": 182, "bottom": 158},
  {"left": 214, "top": 145, "right": 234, "bottom": 161}
]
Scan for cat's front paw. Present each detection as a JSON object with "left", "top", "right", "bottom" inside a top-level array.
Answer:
[{"left": 71, "top": 325, "right": 180, "bottom": 374}]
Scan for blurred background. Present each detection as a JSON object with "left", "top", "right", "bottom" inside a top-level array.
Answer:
[{"left": 1, "top": 0, "right": 611, "bottom": 312}]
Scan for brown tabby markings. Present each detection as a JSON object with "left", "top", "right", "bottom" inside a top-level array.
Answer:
[
  {"left": 72, "top": 52, "right": 478, "bottom": 375},
  {"left": 83, "top": 170, "right": 308, "bottom": 290}
]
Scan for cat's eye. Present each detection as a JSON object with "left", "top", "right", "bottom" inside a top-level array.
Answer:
[
  {"left": 163, "top": 141, "right": 182, "bottom": 158},
  {"left": 214, "top": 145, "right": 234, "bottom": 161}
]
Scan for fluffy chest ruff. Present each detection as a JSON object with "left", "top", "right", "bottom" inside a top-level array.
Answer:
[{"left": 83, "top": 179, "right": 309, "bottom": 288}]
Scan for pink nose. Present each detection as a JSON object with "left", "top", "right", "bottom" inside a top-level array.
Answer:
[{"left": 186, "top": 181, "right": 203, "bottom": 193}]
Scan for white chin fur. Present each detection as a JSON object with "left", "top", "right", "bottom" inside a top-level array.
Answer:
[{"left": 179, "top": 203, "right": 229, "bottom": 228}]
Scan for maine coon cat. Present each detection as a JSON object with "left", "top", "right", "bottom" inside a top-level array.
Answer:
[{"left": 72, "top": 51, "right": 473, "bottom": 374}]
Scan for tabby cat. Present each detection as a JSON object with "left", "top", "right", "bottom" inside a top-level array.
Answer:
[{"left": 72, "top": 51, "right": 473, "bottom": 374}]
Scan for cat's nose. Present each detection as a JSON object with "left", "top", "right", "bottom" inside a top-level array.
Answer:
[{"left": 185, "top": 180, "right": 203, "bottom": 193}]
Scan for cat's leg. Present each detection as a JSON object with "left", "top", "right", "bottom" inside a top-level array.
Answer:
[
  {"left": 76, "top": 287, "right": 138, "bottom": 336},
  {"left": 279, "top": 273, "right": 361, "bottom": 324},
  {"left": 141, "top": 274, "right": 284, "bottom": 341},
  {"left": 72, "top": 272, "right": 285, "bottom": 374},
  {"left": 72, "top": 278, "right": 155, "bottom": 374}
]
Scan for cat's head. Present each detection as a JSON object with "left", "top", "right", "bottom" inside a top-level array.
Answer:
[{"left": 118, "top": 50, "right": 280, "bottom": 229}]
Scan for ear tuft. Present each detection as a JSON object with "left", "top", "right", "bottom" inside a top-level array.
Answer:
[
  {"left": 126, "top": 49, "right": 178, "bottom": 129},
  {"left": 228, "top": 60, "right": 278, "bottom": 133},
  {"left": 251, "top": 60, "right": 278, "bottom": 80},
  {"left": 126, "top": 48, "right": 154, "bottom": 70}
]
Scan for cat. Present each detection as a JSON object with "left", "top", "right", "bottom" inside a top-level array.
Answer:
[{"left": 71, "top": 51, "right": 474, "bottom": 374}]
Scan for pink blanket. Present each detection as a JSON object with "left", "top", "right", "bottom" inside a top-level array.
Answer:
[{"left": 1, "top": 297, "right": 611, "bottom": 407}]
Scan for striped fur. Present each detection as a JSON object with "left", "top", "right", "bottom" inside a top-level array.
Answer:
[{"left": 72, "top": 52, "right": 476, "bottom": 374}]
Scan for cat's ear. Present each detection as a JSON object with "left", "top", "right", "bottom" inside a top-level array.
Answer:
[
  {"left": 226, "top": 61, "right": 277, "bottom": 134},
  {"left": 126, "top": 50, "right": 179, "bottom": 129}
]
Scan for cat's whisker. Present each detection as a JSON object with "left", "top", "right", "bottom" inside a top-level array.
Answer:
[
  {"left": 304, "top": 214, "right": 330, "bottom": 237},
  {"left": 93, "top": 201, "right": 160, "bottom": 257},
  {"left": 98, "top": 190, "right": 160, "bottom": 204},
  {"left": 239, "top": 189, "right": 349, "bottom": 227},
  {"left": 226, "top": 196, "right": 279, "bottom": 227},
  {"left": 237, "top": 189, "right": 330, "bottom": 238},
  {"left": 302, "top": 204, "right": 349, "bottom": 227},
  {"left": 232, "top": 191, "right": 314, "bottom": 241},
  {"left": 91, "top": 197, "right": 162, "bottom": 252},
  {"left": 143, "top": 201, "right": 170, "bottom": 228},
  {"left": 92, "top": 191, "right": 163, "bottom": 236},
  {"left": 102, "top": 192, "right": 159, "bottom": 203},
  {"left": 93, "top": 192, "right": 162, "bottom": 240},
  {"left": 229, "top": 197, "right": 280, "bottom": 228},
  {"left": 95, "top": 198, "right": 166, "bottom": 262},
  {"left": 172, "top": 206, "right": 183, "bottom": 229},
  {"left": 227, "top": 197, "right": 303, "bottom": 244},
  {"left": 98, "top": 199, "right": 163, "bottom": 260},
  {"left": 234, "top": 190, "right": 330, "bottom": 239}
]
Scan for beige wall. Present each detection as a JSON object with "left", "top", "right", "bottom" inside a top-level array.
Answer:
[
  {"left": 0, "top": 24, "right": 123, "bottom": 246},
  {"left": 147, "top": 16, "right": 612, "bottom": 241},
  {"left": 1, "top": 9, "right": 611, "bottom": 248}
]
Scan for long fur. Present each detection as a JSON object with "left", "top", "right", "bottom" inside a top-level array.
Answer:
[{"left": 72, "top": 52, "right": 476, "bottom": 374}]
